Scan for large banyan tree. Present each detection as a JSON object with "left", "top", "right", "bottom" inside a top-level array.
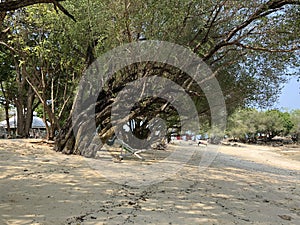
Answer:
[{"left": 1, "top": 0, "right": 299, "bottom": 156}]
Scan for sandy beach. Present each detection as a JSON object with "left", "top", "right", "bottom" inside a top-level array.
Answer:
[{"left": 0, "top": 139, "right": 299, "bottom": 225}]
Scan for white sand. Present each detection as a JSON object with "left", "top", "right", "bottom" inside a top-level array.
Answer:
[{"left": 0, "top": 139, "right": 299, "bottom": 224}]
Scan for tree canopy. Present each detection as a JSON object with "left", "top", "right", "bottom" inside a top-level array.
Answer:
[
  {"left": 0, "top": 0, "right": 299, "bottom": 154},
  {"left": 227, "top": 108, "right": 298, "bottom": 142}
]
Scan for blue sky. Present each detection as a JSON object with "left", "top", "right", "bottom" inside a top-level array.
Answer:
[{"left": 275, "top": 76, "right": 300, "bottom": 111}]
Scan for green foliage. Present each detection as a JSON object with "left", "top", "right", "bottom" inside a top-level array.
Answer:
[
  {"left": 3, "top": 5, "right": 86, "bottom": 135},
  {"left": 0, "top": 47, "right": 17, "bottom": 107},
  {"left": 227, "top": 108, "right": 300, "bottom": 142},
  {"left": 290, "top": 109, "right": 300, "bottom": 141},
  {"left": 1, "top": 0, "right": 299, "bottom": 141},
  {"left": 0, "top": 106, "right": 5, "bottom": 121},
  {"left": 227, "top": 108, "right": 258, "bottom": 140},
  {"left": 258, "top": 110, "right": 285, "bottom": 138},
  {"left": 278, "top": 111, "right": 294, "bottom": 135}
]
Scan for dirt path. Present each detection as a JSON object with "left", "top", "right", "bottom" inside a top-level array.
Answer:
[{"left": 0, "top": 139, "right": 299, "bottom": 224}]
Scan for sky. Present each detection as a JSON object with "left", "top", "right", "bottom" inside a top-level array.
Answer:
[{"left": 275, "top": 76, "right": 300, "bottom": 111}]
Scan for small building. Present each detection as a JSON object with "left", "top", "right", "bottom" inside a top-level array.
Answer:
[{"left": 0, "top": 116, "right": 49, "bottom": 138}]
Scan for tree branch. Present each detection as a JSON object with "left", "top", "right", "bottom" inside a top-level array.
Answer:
[
  {"left": 0, "top": 0, "right": 76, "bottom": 22},
  {"left": 235, "top": 42, "right": 300, "bottom": 53},
  {"left": 193, "top": 1, "right": 225, "bottom": 53},
  {"left": 203, "top": 0, "right": 300, "bottom": 61},
  {"left": 0, "top": 41, "right": 18, "bottom": 53},
  {"left": 52, "top": 0, "right": 76, "bottom": 22}
]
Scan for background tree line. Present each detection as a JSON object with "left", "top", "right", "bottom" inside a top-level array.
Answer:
[
  {"left": 0, "top": 0, "right": 299, "bottom": 156},
  {"left": 227, "top": 109, "right": 300, "bottom": 143}
]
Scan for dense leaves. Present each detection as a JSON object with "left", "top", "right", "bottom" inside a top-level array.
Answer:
[
  {"left": 227, "top": 108, "right": 298, "bottom": 142},
  {"left": 290, "top": 110, "right": 300, "bottom": 142},
  {"left": 0, "top": 0, "right": 299, "bottom": 154}
]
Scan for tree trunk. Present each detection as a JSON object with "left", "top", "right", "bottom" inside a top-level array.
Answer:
[
  {"left": 15, "top": 103, "right": 25, "bottom": 137},
  {"left": 4, "top": 102, "right": 11, "bottom": 136},
  {"left": 14, "top": 87, "right": 35, "bottom": 137},
  {"left": 55, "top": 49, "right": 182, "bottom": 157},
  {"left": 0, "top": 81, "right": 11, "bottom": 135},
  {"left": 55, "top": 90, "right": 169, "bottom": 156},
  {"left": 55, "top": 40, "right": 110, "bottom": 156},
  {"left": 43, "top": 102, "right": 59, "bottom": 141},
  {"left": 54, "top": 116, "right": 76, "bottom": 154},
  {"left": 55, "top": 92, "right": 113, "bottom": 157},
  {"left": 24, "top": 87, "right": 35, "bottom": 137}
]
